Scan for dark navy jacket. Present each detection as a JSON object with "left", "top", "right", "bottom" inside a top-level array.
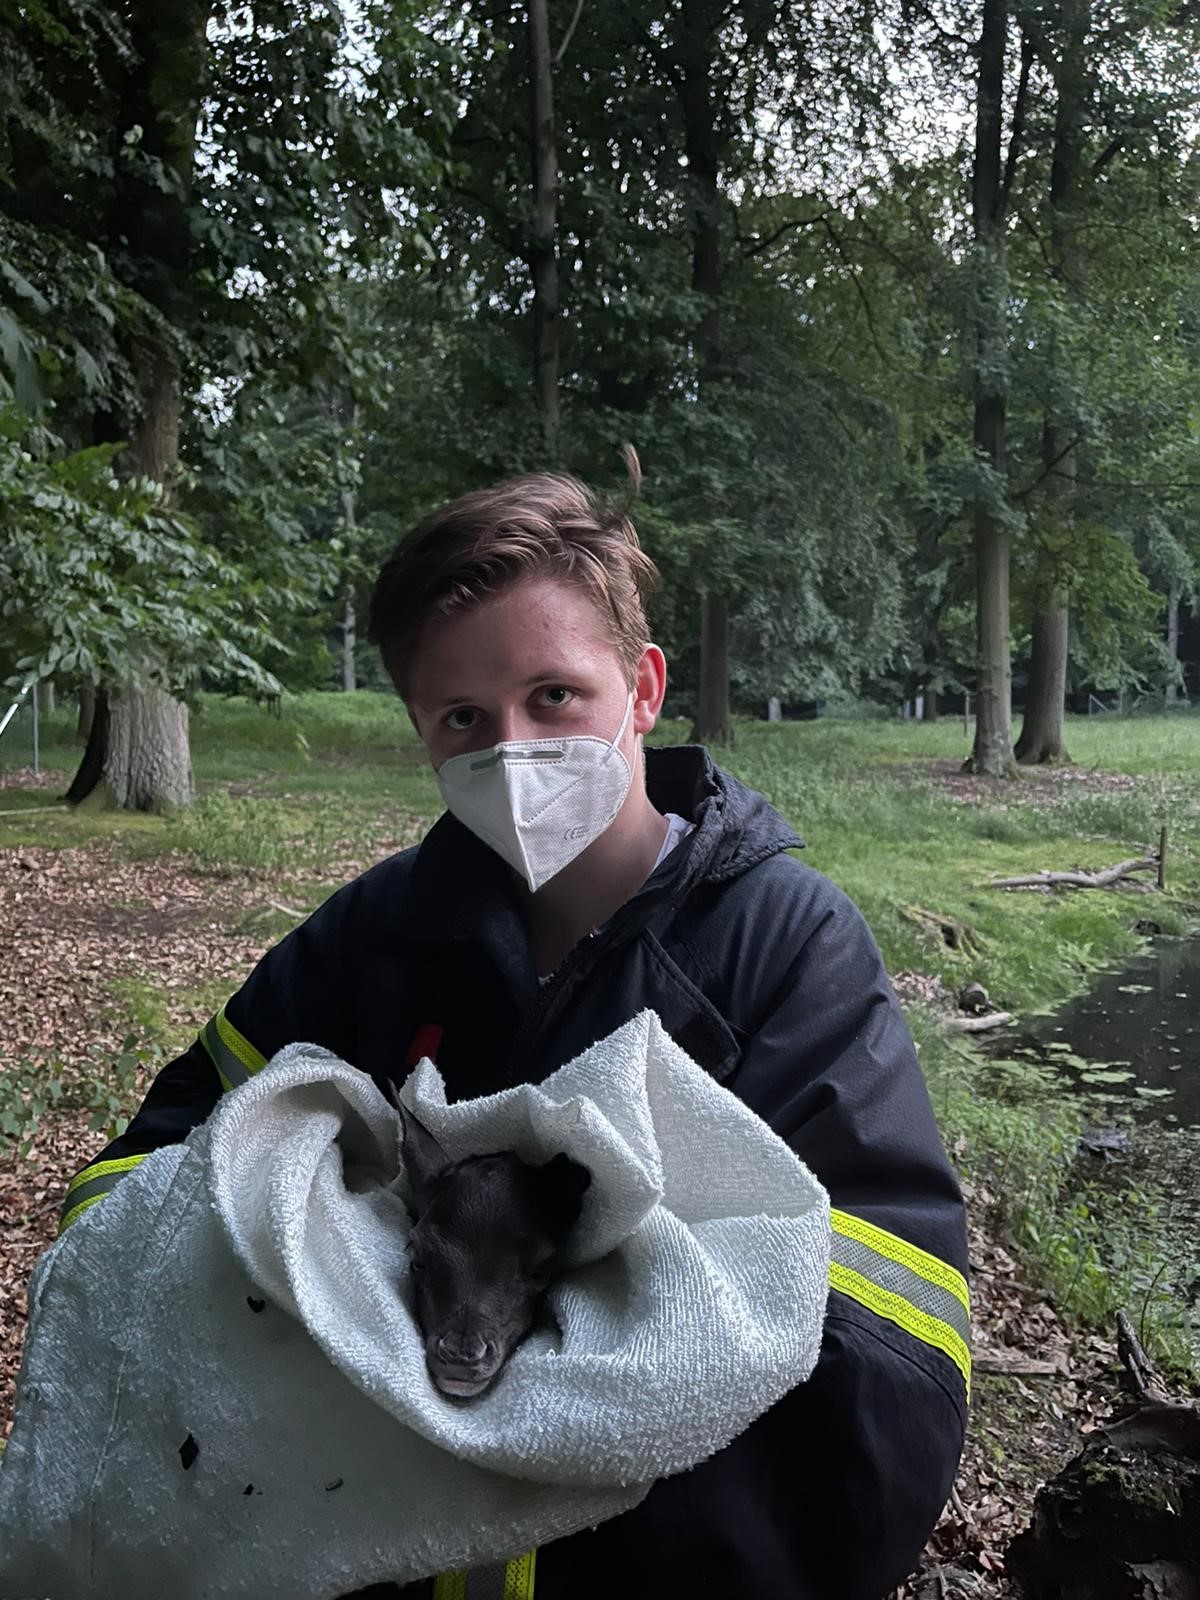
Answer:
[{"left": 71, "top": 746, "right": 970, "bottom": 1600}]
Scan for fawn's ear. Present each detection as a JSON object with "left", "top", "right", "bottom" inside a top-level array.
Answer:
[
  {"left": 392, "top": 1093, "right": 452, "bottom": 1212},
  {"left": 533, "top": 1153, "right": 591, "bottom": 1241}
]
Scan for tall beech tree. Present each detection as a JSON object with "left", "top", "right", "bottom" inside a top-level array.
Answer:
[
  {"left": 965, "top": 0, "right": 1021, "bottom": 777},
  {"left": 1, "top": 0, "right": 449, "bottom": 808}
]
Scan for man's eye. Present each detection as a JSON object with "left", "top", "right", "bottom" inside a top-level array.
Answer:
[
  {"left": 539, "top": 687, "right": 574, "bottom": 707},
  {"left": 445, "top": 707, "right": 478, "bottom": 731}
]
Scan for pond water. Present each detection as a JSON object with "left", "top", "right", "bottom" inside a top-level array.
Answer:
[
  {"left": 983, "top": 934, "right": 1200, "bottom": 1362},
  {"left": 993, "top": 936, "right": 1200, "bottom": 1127}
]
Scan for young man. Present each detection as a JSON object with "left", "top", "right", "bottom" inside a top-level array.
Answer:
[{"left": 63, "top": 470, "right": 970, "bottom": 1600}]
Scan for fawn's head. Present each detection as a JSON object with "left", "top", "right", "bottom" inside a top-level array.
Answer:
[{"left": 396, "top": 1100, "right": 590, "bottom": 1398}]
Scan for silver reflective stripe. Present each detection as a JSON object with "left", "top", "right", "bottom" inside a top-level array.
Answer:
[
  {"left": 202, "top": 1015, "right": 252, "bottom": 1089},
  {"left": 462, "top": 1567, "right": 508, "bottom": 1600},
  {"left": 831, "top": 1227, "right": 971, "bottom": 1350},
  {"left": 58, "top": 1154, "right": 149, "bottom": 1232},
  {"left": 60, "top": 1169, "right": 127, "bottom": 1214},
  {"left": 433, "top": 1550, "right": 537, "bottom": 1600}
]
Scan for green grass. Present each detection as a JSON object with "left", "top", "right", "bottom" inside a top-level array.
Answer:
[
  {"left": 5, "top": 692, "right": 1200, "bottom": 1370},
  {"left": 5, "top": 695, "right": 1198, "bottom": 1009}
]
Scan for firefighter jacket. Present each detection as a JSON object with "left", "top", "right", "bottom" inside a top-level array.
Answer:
[{"left": 63, "top": 744, "right": 971, "bottom": 1600}]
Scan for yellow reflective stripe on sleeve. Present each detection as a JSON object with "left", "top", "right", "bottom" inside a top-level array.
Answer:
[
  {"left": 502, "top": 1552, "right": 537, "bottom": 1600},
  {"left": 829, "top": 1208, "right": 972, "bottom": 1398},
  {"left": 201, "top": 1006, "right": 267, "bottom": 1092},
  {"left": 59, "top": 1192, "right": 108, "bottom": 1233},
  {"left": 433, "top": 1552, "right": 537, "bottom": 1600},
  {"left": 58, "top": 1153, "right": 148, "bottom": 1233},
  {"left": 65, "top": 1154, "right": 147, "bottom": 1198}
]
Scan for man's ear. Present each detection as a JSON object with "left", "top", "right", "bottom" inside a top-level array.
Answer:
[
  {"left": 390, "top": 1091, "right": 452, "bottom": 1212},
  {"left": 633, "top": 644, "right": 667, "bottom": 734}
]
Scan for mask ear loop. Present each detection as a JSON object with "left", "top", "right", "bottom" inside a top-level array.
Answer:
[{"left": 603, "top": 691, "right": 636, "bottom": 765}]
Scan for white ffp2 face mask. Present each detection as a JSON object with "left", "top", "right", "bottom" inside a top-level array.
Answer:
[{"left": 435, "top": 695, "right": 635, "bottom": 892}]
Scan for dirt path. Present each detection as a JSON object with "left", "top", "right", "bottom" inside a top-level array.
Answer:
[{"left": 0, "top": 836, "right": 1127, "bottom": 1594}]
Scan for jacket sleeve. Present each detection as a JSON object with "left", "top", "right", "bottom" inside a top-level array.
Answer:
[
  {"left": 732, "top": 873, "right": 969, "bottom": 1597},
  {"left": 609, "top": 866, "right": 969, "bottom": 1600},
  {"left": 58, "top": 864, "right": 381, "bottom": 1233}
]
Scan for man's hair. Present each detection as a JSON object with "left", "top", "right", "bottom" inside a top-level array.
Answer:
[{"left": 368, "top": 459, "right": 660, "bottom": 692}]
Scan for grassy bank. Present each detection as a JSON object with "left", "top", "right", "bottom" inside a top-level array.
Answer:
[{"left": 4, "top": 693, "right": 1199, "bottom": 1370}]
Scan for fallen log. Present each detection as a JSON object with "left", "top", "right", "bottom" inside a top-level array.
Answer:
[
  {"left": 973, "top": 1349, "right": 1064, "bottom": 1376},
  {"left": 990, "top": 856, "right": 1158, "bottom": 891},
  {"left": 944, "top": 1011, "right": 1013, "bottom": 1033}
]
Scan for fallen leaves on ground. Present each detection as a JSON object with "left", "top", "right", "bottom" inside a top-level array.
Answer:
[
  {"left": 913, "top": 759, "right": 1142, "bottom": 810},
  {"left": 0, "top": 825, "right": 410, "bottom": 1437}
]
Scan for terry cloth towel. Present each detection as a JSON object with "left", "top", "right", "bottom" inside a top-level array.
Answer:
[{"left": 0, "top": 1009, "right": 830, "bottom": 1600}]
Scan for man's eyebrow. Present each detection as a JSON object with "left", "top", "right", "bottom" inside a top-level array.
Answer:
[{"left": 423, "top": 671, "right": 580, "bottom": 711}]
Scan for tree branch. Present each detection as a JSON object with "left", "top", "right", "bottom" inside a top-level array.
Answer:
[
  {"left": 740, "top": 211, "right": 828, "bottom": 258},
  {"left": 1091, "top": 135, "right": 1126, "bottom": 178},
  {"left": 1000, "top": 29, "right": 1035, "bottom": 216},
  {"left": 1013, "top": 202, "right": 1056, "bottom": 274},
  {"left": 821, "top": 216, "right": 891, "bottom": 367},
  {"left": 1012, "top": 433, "right": 1082, "bottom": 499},
  {"left": 553, "top": 0, "right": 586, "bottom": 67}
]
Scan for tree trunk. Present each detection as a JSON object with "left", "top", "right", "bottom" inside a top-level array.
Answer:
[
  {"left": 966, "top": 0, "right": 1017, "bottom": 777},
  {"left": 77, "top": 683, "right": 96, "bottom": 744},
  {"left": 342, "top": 589, "right": 357, "bottom": 693},
  {"left": 974, "top": 506, "right": 1016, "bottom": 776},
  {"left": 924, "top": 688, "right": 939, "bottom": 721},
  {"left": 1016, "top": 16, "right": 1085, "bottom": 767},
  {"left": 1166, "top": 580, "right": 1181, "bottom": 703},
  {"left": 690, "top": 594, "right": 733, "bottom": 744},
  {"left": 528, "top": 0, "right": 560, "bottom": 461},
  {"left": 37, "top": 680, "right": 55, "bottom": 715},
  {"left": 679, "top": 3, "right": 732, "bottom": 747},
  {"left": 767, "top": 696, "right": 782, "bottom": 722},
  {"left": 341, "top": 476, "right": 358, "bottom": 692},
  {"left": 104, "top": 681, "right": 195, "bottom": 811},
  {"left": 67, "top": 0, "right": 211, "bottom": 810},
  {"left": 1015, "top": 599, "right": 1071, "bottom": 761},
  {"left": 65, "top": 690, "right": 110, "bottom": 804}
]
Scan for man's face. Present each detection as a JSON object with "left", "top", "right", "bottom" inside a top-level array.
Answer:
[{"left": 407, "top": 577, "right": 652, "bottom": 770}]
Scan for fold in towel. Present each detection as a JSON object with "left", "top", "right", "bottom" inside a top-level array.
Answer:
[{"left": 0, "top": 1010, "right": 830, "bottom": 1600}]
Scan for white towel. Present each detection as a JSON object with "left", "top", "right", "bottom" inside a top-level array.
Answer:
[{"left": 0, "top": 1010, "right": 830, "bottom": 1600}]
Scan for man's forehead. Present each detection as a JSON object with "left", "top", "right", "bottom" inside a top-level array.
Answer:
[{"left": 410, "top": 590, "right": 621, "bottom": 707}]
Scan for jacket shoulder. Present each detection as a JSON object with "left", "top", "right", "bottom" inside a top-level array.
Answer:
[
  {"left": 703, "top": 848, "right": 870, "bottom": 945},
  {"left": 310, "top": 843, "right": 421, "bottom": 930}
]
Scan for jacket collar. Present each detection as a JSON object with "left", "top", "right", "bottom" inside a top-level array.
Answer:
[{"left": 400, "top": 744, "right": 803, "bottom": 946}]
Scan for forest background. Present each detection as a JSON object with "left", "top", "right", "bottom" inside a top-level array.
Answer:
[
  {"left": 4, "top": 4, "right": 1200, "bottom": 1587},
  {"left": 2, "top": 0, "right": 1200, "bottom": 804}
]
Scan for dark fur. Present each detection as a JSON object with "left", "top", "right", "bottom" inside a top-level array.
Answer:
[{"left": 394, "top": 1098, "right": 590, "bottom": 1398}]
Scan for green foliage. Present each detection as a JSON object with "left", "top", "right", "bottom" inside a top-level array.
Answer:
[
  {"left": 4, "top": 0, "right": 1200, "bottom": 750},
  {"left": 0, "top": 413, "right": 287, "bottom": 695},
  {"left": 0, "top": 1031, "right": 157, "bottom": 1159},
  {"left": 167, "top": 790, "right": 291, "bottom": 873}
]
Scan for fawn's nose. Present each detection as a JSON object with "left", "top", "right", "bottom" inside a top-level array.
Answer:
[{"left": 435, "top": 1332, "right": 490, "bottom": 1368}]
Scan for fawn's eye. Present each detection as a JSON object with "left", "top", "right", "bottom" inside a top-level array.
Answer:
[{"left": 409, "top": 1255, "right": 425, "bottom": 1275}]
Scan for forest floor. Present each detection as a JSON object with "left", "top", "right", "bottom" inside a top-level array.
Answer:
[{"left": 2, "top": 695, "right": 1199, "bottom": 1595}]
